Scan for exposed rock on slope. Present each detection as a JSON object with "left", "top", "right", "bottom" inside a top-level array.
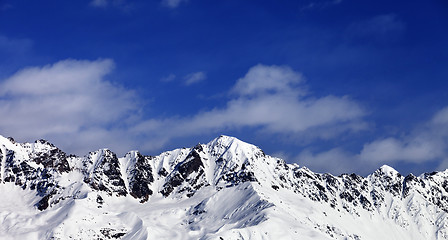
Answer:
[{"left": 1, "top": 135, "right": 448, "bottom": 239}]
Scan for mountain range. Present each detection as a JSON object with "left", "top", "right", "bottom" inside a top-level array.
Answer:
[{"left": 1, "top": 134, "right": 448, "bottom": 240}]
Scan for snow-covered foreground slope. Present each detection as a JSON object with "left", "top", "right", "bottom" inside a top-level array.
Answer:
[{"left": 1, "top": 135, "right": 448, "bottom": 239}]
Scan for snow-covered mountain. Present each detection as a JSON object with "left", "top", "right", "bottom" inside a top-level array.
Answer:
[{"left": 1, "top": 135, "right": 448, "bottom": 240}]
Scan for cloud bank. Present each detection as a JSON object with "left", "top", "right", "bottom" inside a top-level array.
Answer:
[
  {"left": 359, "top": 107, "right": 448, "bottom": 165},
  {"left": 297, "top": 106, "right": 448, "bottom": 174},
  {"left": 0, "top": 59, "right": 140, "bottom": 154},
  {"left": 0, "top": 60, "right": 366, "bottom": 157},
  {"left": 2, "top": 59, "right": 447, "bottom": 175},
  {"left": 132, "top": 64, "right": 367, "bottom": 149}
]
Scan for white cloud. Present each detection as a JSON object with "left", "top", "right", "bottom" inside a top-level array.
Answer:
[
  {"left": 359, "top": 137, "right": 443, "bottom": 163},
  {"left": 296, "top": 148, "right": 359, "bottom": 174},
  {"left": 432, "top": 106, "right": 448, "bottom": 125},
  {"left": 358, "top": 107, "right": 448, "bottom": 165},
  {"left": 161, "top": 73, "right": 176, "bottom": 82},
  {"left": 0, "top": 59, "right": 140, "bottom": 154},
  {"left": 0, "top": 59, "right": 113, "bottom": 97},
  {"left": 296, "top": 106, "right": 448, "bottom": 174},
  {"left": 231, "top": 64, "right": 303, "bottom": 96},
  {"left": 0, "top": 61, "right": 366, "bottom": 158},
  {"left": 133, "top": 64, "right": 366, "bottom": 145},
  {"left": 184, "top": 71, "right": 206, "bottom": 85},
  {"left": 161, "top": 0, "right": 188, "bottom": 8}
]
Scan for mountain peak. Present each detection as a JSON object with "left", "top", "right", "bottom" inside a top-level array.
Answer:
[
  {"left": 377, "top": 164, "right": 399, "bottom": 176},
  {"left": 0, "top": 134, "right": 15, "bottom": 146},
  {"left": 2, "top": 135, "right": 448, "bottom": 239},
  {"left": 207, "top": 135, "right": 241, "bottom": 147},
  {"left": 207, "top": 135, "right": 262, "bottom": 154}
]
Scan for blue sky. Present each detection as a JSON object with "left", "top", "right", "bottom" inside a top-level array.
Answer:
[{"left": 0, "top": 0, "right": 447, "bottom": 175}]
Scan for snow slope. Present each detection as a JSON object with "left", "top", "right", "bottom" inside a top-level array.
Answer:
[{"left": 1, "top": 135, "right": 448, "bottom": 239}]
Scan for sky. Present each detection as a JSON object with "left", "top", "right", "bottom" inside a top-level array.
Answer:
[{"left": 0, "top": 0, "right": 447, "bottom": 176}]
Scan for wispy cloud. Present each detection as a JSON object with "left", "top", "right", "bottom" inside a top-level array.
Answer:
[
  {"left": 0, "top": 61, "right": 366, "bottom": 159},
  {"left": 132, "top": 64, "right": 366, "bottom": 149},
  {"left": 184, "top": 71, "right": 206, "bottom": 85},
  {"left": 0, "top": 35, "right": 33, "bottom": 54},
  {"left": 1, "top": 3, "right": 13, "bottom": 11},
  {"left": 89, "top": 0, "right": 133, "bottom": 11},
  {"left": 161, "top": 0, "right": 188, "bottom": 8},
  {"left": 296, "top": 148, "right": 356, "bottom": 174},
  {"left": 359, "top": 107, "right": 448, "bottom": 165},
  {"left": 231, "top": 64, "right": 304, "bottom": 96},
  {"left": 346, "top": 14, "right": 406, "bottom": 44},
  {"left": 0, "top": 59, "right": 140, "bottom": 154},
  {"left": 161, "top": 73, "right": 176, "bottom": 82},
  {"left": 10, "top": 60, "right": 447, "bottom": 174},
  {"left": 301, "top": 0, "right": 342, "bottom": 11},
  {"left": 297, "top": 106, "right": 448, "bottom": 175},
  {"left": 90, "top": 0, "right": 109, "bottom": 7}
]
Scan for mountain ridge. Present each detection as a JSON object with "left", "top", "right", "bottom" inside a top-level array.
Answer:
[{"left": 1, "top": 134, "right": 448, "bottom": 239}]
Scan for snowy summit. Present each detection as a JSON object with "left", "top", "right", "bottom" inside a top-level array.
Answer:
[{"left": 1, "top": 135, "right": 448, "bottom": 239}]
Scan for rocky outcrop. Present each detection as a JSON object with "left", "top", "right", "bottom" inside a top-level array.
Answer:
[
  {"left": 2, "top": 134, "right": 448, "bottom": 222},
  {"left": 126, "top": 152, "right": 154, "bottom": 202},
  {"left": 82, "top": 149, "right": 127, "bottom": 197},
  {"left": 161, "top": 146, "right": 207, "bottom": 197}
]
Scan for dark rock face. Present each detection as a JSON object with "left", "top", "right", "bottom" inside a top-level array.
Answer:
[
  {"left": 31, "top": 140, "right": 70, "bottom": 173},
  {"left": 178, "top": 149, "right": 204, "bottom": 179},
  {"left": 3, "top": 151, "right": 37, "bottom": 186},
  {"left": 403, "top": 174, "right": 420, "bottom": 197},
  {"left": 3, "top": 135, "right": 448, "bottom": 220},
  {"left": 1, "top": 148, "right": 61, "bottom": 210},
  {"left": 220, "top": 171, "right": 257, "bottom": 186},
  {"left": 418, "top": 172, "right": 448, "bottom": 212},
  {"left": 286, "top": 167, "right": 394, "bottom": 213},
  {"left": 36, "top": 194, "right": 51, "bottom": 211},
  {"left": 100, "top": 228, "right": 127, "bottom": 239},
  {"left": 158, "top": 168, "right": 168, "bottom": 177},
  {"left": 84, "top": 150, "right": 127, "bottom": 197},
  {"left": 370, "top": 168, "right": 403, "bottom": 197},
  {"left": 161, "top": 149, "right": 206, "bottom": 197},
  {"left": 281, "top": 165, "right": 448, "bottom": 216},
  {"left": 127, "top": 152, "right": 154, "bottom": 202}
]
